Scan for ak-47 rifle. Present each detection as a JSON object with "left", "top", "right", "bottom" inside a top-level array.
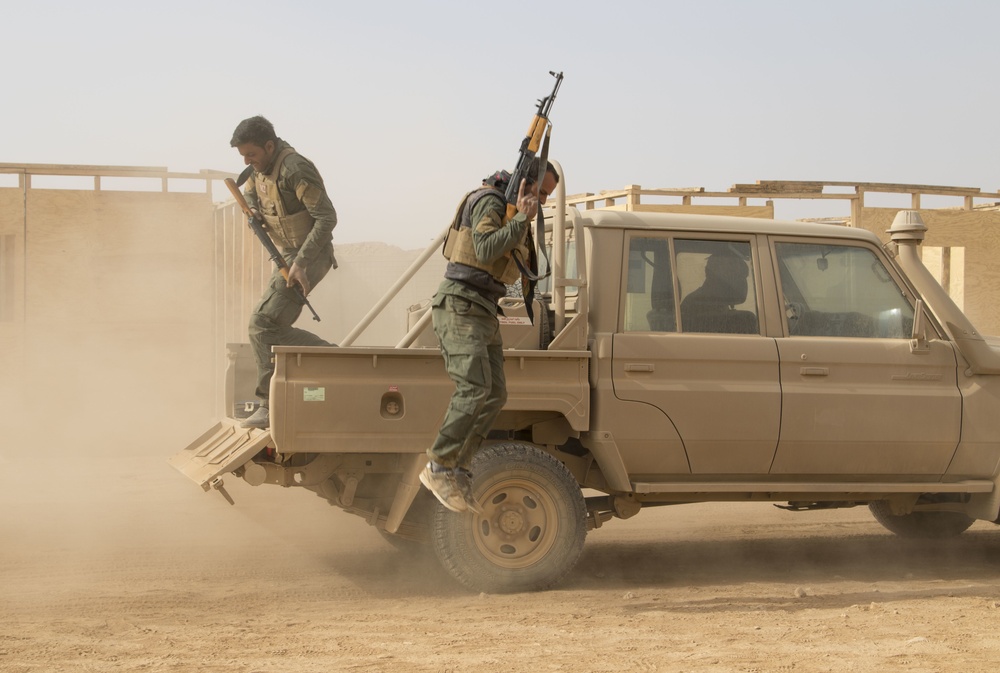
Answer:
[
  {"left": 505, "top": 70, "right": 563, "bottom": 323},
  {"left": 224, "top": 175, "right": 321, "bottom": 322}
]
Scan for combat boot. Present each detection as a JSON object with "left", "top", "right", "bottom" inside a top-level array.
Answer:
[
  {"left": 455, "top": 468, "right": 485, "bottom": 515},
  {"left": 419, "top": 461, "right": 467, "bottom": 513},
  {"left": 240, "top": 405, "right": 269, "bottom": 429}
]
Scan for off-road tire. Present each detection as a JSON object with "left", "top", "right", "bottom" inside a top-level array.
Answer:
[
  {"left": 430, "top": 442, "right": 587, "bottom": 593},
  {"left": 868, "top": 500, "right": 975, "bottom": 538},
  {"left": 537, "top": 302, "right": 552, "bottom": 350}
]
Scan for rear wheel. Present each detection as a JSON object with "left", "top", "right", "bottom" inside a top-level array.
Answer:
[
  {"left": 868, "top": 500, "right": 975, "bottom": 538},
  {"left": 431, "top": 442, "right": 587, "bottom": 593}
]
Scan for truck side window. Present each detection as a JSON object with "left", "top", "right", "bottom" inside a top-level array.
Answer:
[
  {"left": 775, "top": 242, "right": 914, "bottom": 338},
  {"left": 676, "top": 240, "right": 758, "bottom": 335},
  {"left": 624, "top": 237, "right": 676, "bottom": 332}
]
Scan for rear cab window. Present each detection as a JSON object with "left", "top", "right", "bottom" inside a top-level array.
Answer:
[{"left": 624, "top": 235, "right": 760, "bottom": 335}]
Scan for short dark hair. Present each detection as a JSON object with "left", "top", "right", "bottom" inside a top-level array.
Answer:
[
  {"left": 230, "top": 116, "right": 277, "bottom": 148},
  {"left": 526, "top": 159, "right": 560, "bottom": 185}
]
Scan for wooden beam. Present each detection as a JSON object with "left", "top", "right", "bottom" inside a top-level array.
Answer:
[
  {"left": 730, "top": 181, "right": 825, "bottom": 194},
  {"left": 706, "top": 191, "right": 858, "bottom": 200},
  {"left": 638, "top": 187, "right": 705, "bottom": 196},
  {"left": 626, "top": 185, "right": 641, "bottom": 209},
  {"left": 727, "top": 179, "right": 990, "bottom": 198},
  {"left": 0, "top": 163, "right": 238, "bottom": 182},
  {"left": 859, "top": 182, "right": 982, "bottom": 196},
  {"left": 851, "top": 187, "right": 863, "bottom": 228}
]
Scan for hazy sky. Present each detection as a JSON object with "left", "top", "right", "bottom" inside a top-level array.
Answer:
[{"left": 6, "top": 0, "right": 1000, "bottom": 248}]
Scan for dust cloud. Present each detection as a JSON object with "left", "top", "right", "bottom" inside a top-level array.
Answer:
[{"left": 0, "top": 192, "right": 445, "bottom": 590}]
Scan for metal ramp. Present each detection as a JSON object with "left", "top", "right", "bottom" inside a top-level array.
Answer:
[{"left": 169, "top": 420, "right": 272, "bottom": 498}]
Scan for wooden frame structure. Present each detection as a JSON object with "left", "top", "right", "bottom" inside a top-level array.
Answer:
[
  {"left": 0, "top": 162, "right": 232, "bottom": 192},
  {"left": 567, "top": 180, "right": 1000, "bottom": 220}
]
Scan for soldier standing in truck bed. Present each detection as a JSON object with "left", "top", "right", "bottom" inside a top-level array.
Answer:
[{"left": 230, "top": 115, "right": 338, "bottom": 429}]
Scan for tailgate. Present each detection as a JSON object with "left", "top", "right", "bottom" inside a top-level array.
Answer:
[
  {"left": 269, "top": 346, "right": 591, "bottom": 454},
  {"left": 169, "top": 420, "right": 272, "bottom": 490}
]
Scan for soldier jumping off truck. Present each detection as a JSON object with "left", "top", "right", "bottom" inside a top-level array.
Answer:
[
  {"left": 229, "top": 115, "right": 339, "bottom": 429},
  {"left": 421, "top": 163, "right": 559, "bottom": 513}
]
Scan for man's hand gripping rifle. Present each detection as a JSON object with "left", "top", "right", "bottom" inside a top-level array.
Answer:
[
  {"left": 505, "top": 70, "right": 562, "bottom": 322},
  {"left": 224, "top": 177, "right": 321, "bottom": 322}
]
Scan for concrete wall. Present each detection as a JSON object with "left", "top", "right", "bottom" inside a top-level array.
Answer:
[
  {"left": 0, "top": 187, "right": 27, "bottom": 423},
  {"left": 0, "top": 180, "right": 219, "bottom": 451}
]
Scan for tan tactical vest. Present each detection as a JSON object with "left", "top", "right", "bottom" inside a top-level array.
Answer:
[
  {"left": 254, "top": 147, "right": 315, "bottom": 250},
  {"left": 443, "top": 187, "right": 529, "bottom": 285}
]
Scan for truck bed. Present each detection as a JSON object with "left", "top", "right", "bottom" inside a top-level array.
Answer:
[{"left": 268, "top": 345, "right": 591, "bottom": 455}]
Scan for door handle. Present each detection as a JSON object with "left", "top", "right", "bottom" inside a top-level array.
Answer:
[
  {"left": 624, "top": 363, "right": 654, "bottom": 372},
  {"left": 800, "top": 367, "right": 829, "bottom": 376}
]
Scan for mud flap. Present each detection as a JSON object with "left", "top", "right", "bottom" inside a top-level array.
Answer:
[{"left": 169, "top": 420, "right": 273, "bottom": 498}]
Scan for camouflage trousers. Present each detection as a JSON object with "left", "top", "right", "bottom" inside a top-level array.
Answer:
[
  {"left": 250, "top": 244, "right": 336, "bottom": 404},
  {"left": 428, "top": 293, "right": 506, "bottom": 470}
]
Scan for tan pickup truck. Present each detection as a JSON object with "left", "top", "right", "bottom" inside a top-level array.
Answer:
[{"left": 172, "top": 168, "right": 1000, "bottom": 593}]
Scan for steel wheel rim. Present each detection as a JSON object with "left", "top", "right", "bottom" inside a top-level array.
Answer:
[{"left": 471, "top": 475, "right": 560, "bottom": 569}]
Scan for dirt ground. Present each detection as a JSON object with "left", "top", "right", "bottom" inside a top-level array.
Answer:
[{"left": 3, "top": 451, "right": 1000, "bottom": 673}]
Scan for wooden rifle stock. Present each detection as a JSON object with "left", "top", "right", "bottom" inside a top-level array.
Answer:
[
  {"left": 223, "top": 177, "right": 321, "bottom": 322},
  {"left": 503, "top": 72, "right": 563, "bottom": 323},
  {"left": 503, "top": 71, "right": 563, "bottom": 216},
  {"left": 503, "top": 111, "right": 554, "bottom": 223}
]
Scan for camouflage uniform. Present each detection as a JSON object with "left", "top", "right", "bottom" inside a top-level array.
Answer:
[
  {"left": 244, "top": 139, "right": 338, "bottom": 406},
  {"left": 428, "top": 187, "right": 530, "bottom": 470}
]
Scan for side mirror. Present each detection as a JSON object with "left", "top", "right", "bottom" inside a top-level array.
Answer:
[{"left": 910, "top": 299, "right": 929, "bottom": 354}]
